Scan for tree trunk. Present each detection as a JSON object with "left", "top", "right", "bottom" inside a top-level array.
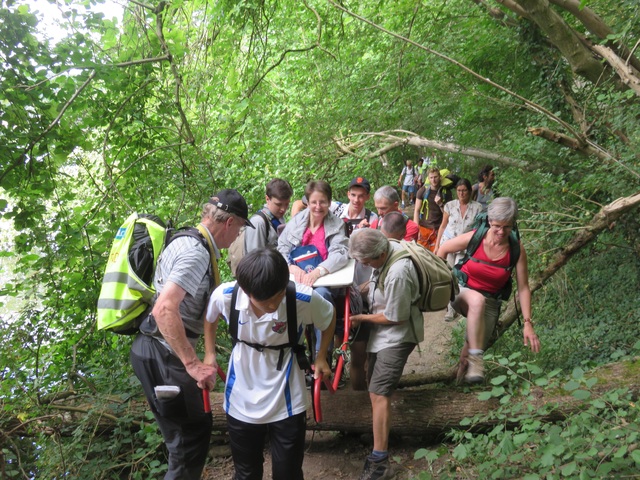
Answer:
[
  {"left": 10, "top": 359, "right": 636, "bottom": 438},
  {"left": 513, "top": 0, "right": 607, "bottom": 85}
]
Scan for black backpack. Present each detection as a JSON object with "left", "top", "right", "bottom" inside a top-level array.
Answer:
[
  {"left": 228, "top": 281, "right": 311, "bottom": 371},
  {"left": 343, "top": 208, "right": 372, "bottom": 237},
  {"left": 97, "top": 213, "right": 212, "bottom": 335}
]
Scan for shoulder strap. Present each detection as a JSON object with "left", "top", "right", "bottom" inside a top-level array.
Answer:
[
  {"left": 195, "top": 224, "right": 221, "bottom": 287},
  {"left": 420, "top": 186, "right": 431, "bottom": 215},
  {"left": 256, "top": 209, "right": 274, "bottom": 238},
  {"left": 365, "top": 208, "right": 372, "bottom": 222},
  {"left": 285, "top": 281, "right": 297, "bottom": 346},
  {"left": 229, "top": 284, "right": 240, "bottom": 346},
  {"left": 377, "top": 243, "right": 410, "bottom": 294}
]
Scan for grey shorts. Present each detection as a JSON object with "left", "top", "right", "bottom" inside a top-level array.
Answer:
[
  {"left": 367, "top": 343, "right": 416, "bottom": 397},
  {"left": 452, "top": 286, "right": 502, "bottom": 350}
]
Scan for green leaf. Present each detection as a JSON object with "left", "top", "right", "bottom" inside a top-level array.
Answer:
[
  {"left": 561, "top": 462, "right": 577, "bottom": 476},
  {"left": 564, "top": 380, "right": 580, "bottom": 392},
  {"left": 453, "top": 443, "right": 468, "bottom": 460},
  {"left": 491, "top": 375, "right": 507, "bottom": 385},
  {"left": 478, "top": 391, "right": 493, "bottom": 401},
  {"left": 572, "top": 389, "right": 591, "bottom": 400}
]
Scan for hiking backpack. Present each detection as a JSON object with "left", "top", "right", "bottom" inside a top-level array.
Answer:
[
  {"left": 452, "top": 212, "right": 521, "bottom": 300},
  {"left": 418, "top": 169, "right": 456, "bottom": 218},
  {"left": 377, "top": 239, "right": 458, "bottom": 312},
  {"left": 227, "top": 210, "right": 274, "bottom": 276},
  {"left": 228, "top": 281, "right": 310, "bottom": 371},
  {"left": 96, "top": 213, "right": 211, "bottom": 334}
]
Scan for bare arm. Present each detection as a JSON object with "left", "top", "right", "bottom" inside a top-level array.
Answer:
[
  {"left": 203, "top": 316, "right": 219, "bottom": 387},
  {"left": 153, "top": 282, "right": 215, "bottom": 390},
  {"left": 434, "top": 211, "right": 450, "bottom": 255},
  {"left": 350, "top": 312, "right": 399, "bottom": 326},
  {"left": 515, "top": 244, "right": 540, "bottom": 353},
  {"left": 413, "top": 198, "right": 422, "bottom": 224},
  {"left": 436, "top": 230, "right": 474, "bottom": 259},
  {"left": 313, "top": 310, "right": 336, "bottom": 380}
]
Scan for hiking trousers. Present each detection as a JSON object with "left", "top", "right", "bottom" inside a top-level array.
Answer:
[
  {"left": 130, "top": 334, "right": 212, "bottom": 480},
  {"left": 227, "top": 412, "right": 306, "bottom": 480}
]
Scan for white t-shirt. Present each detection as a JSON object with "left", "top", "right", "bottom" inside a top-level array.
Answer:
[
  {"left": 401, "top": 166, "right": 417, "bottom": 186},
  {"left": 205, "top": 281, "right": 333, "bottom": 423}
]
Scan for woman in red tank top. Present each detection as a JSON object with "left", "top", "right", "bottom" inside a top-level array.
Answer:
[{"left": 437, "top": 197, "right": 540, "bottom": 384}]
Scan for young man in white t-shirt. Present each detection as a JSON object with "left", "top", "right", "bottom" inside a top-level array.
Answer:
[{"left": 204, "top": 248, "right": 335, "bottom": 480}]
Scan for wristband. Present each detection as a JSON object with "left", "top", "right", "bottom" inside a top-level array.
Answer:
[{"left": 523, "top": 318, "right": 534, "bottom": 327}]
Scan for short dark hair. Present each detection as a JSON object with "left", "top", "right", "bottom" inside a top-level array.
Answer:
[
  {"left": 266, "top": 178, "right": 293, "bottom": 200},
  {"left": 305, "top": 180, "right": 332, "bottom": 203},
  {"left": 379, "top": 211, "right": 406, "bottom": 240},
  {"left": 236, "top": 248, "right": 289, "bottom": 300}
]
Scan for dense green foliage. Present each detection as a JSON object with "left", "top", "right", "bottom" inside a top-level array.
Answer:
[{"left": 1, "top": 0, "right": 639, "bottom": 477}]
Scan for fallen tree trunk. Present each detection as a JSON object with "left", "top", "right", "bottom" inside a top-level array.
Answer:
[{"left": 7, "top": 359, "right": 634, "bottom": 438}]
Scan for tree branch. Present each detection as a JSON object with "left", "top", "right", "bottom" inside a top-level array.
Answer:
[
  {"left": 527, "top": 127, "right": 640, "bottom": 178},
  {"left": 326, "top": 0, "right": 588, "bottom": 145},
  {"left": 496, "top": 192, "right": 640, "bottom": 338}
]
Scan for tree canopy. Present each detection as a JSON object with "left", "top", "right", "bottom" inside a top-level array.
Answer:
[{"left": 1, "top": 0, "right": 639, "bottom": 477}]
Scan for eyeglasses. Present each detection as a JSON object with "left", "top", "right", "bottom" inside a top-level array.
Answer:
[{"left": 489, "top": 223, "right": 512, "bottom": 232}]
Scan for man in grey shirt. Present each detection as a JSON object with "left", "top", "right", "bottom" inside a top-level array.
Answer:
[
  {"left": 130, "top": 189, "right": 253, "bottom": 480},
  {"left": 348, "top": 229, "right": 423, "bottom": 480}
]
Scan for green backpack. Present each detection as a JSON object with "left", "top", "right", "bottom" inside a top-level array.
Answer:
[
  {"left": 453, "top": 212, "right": 521, "bottom": 300},
  {"left": 96, "top": 213, "right": 209, "bottom": 334},
  {"left": 378, "top": 239, "right": 458, "bottom": 312}
]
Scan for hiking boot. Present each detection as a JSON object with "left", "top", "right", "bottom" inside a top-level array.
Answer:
[
  {"left": 465, "top": 354, "right": 484, "bottom": 384},
  {"left": 443, "top": 310, "right": 460, "bottom": 322},
  {"left": 359, "top": 456, "right": 393, "bottom": 480}
]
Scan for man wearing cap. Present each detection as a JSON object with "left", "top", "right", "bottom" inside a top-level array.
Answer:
[
  {"left": 130, "top": 189, "right": 253, "bottom": 480},
  {"left": 332, "top": 177, "right": 379, "bottom": 237}
]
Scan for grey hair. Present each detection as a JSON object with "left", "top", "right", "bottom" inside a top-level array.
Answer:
[
  {"left": 373, "top": 185, "right": 399, "bottom": 204},
  {"left": 349, "top": 229, "right": 389, "bottom": 261},
  {"left": 201, "top": 198, "right": 234, "bottom": 224},
  {"left": 487, "top": 197, "right": 518, "bottom": 224}
]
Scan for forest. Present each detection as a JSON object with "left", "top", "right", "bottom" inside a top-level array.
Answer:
[{"left": 1, "top": 0, "right": 639, "bottom": 478}]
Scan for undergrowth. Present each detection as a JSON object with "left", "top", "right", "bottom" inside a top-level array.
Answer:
[
  {"left": 413, "top": 348, "right": 640, "bottom": 479},
  {"left": 412, "top": 232, "right": 640, "bottom": 479}
]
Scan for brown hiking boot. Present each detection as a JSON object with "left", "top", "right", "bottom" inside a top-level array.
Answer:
[{"left": 465, "top": 354, "right": 484, "bottom": 384}]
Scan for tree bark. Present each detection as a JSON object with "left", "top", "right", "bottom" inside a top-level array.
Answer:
[
  {"left": 334, "top": 131, "right": 529, "bottom": 169},
  {"left": 9, "top": 360, "right": 637, "bottom": 437},
  {"left": 549, "top": 0, "right": 640, "bottom": 73},
  {"left": 513, "top": 0, "right": 607, "bottom": 85}
]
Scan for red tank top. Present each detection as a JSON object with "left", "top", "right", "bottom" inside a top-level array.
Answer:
[{"left": 461, "top": 236, "right": 511, "bottom": 294}]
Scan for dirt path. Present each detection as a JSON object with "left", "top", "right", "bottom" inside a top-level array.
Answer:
[{"left": 204, "top": 310, "right": 458, "bottom": 479}]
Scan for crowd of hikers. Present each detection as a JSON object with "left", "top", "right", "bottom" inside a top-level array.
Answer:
[{"left": 118, "top": 158, "right": 540, "bottom": 480}]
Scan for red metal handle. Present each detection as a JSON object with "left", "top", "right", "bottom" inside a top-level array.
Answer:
[
  {"left": 203, "top": 365, "right": 227, "bottom": 414},
  {"left": 314, "top": 287, "right": 351, "bottom": 422},
  {"left": 202, "top": 390, "right": 211, "bottom": 413}
]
